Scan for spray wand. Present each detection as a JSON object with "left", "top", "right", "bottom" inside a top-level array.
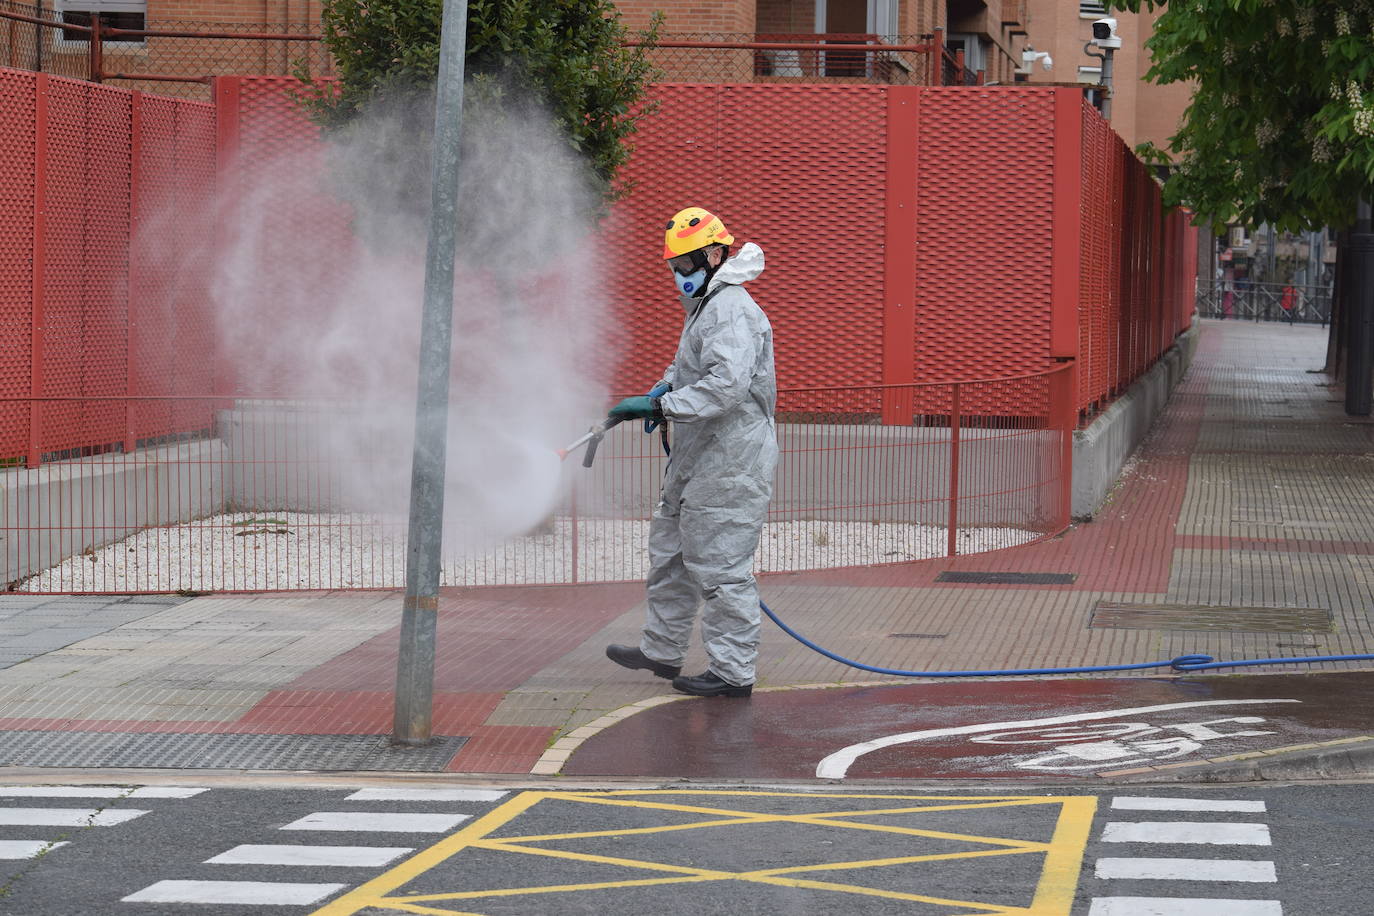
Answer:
[
  {"left": 557, "top": 417, "right": 625, "bottom": 468},
  {"left": 559, "top": 383, "right": 672, "bottom": 468}
]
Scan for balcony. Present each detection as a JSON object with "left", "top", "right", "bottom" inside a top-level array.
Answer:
[{"left": 638, "top": 32, "right": 981, "bottom": 86}]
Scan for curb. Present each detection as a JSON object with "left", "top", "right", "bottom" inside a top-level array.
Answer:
[{"left": 1098, "top": 736, "right": 1374, "bottom": 783}]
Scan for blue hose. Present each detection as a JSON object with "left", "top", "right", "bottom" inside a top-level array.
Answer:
[{"left": 759, "top": 599, "right": 1374, "bottom": 677}]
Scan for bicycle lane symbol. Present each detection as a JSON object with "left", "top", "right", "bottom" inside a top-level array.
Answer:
[{"left": 815, "top": 699, "right": 1302, "bottom": 779}]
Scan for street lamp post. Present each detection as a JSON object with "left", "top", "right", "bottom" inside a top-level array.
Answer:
[{"left": 393, "top": 0, "right": 470, "bottom": 746}]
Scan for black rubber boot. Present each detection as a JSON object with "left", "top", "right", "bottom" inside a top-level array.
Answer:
[
  {"left": 672, "top": 671, "right": 753, "bottom": 697},
  {"left": 606, "top": 644, "right": 681, "bottom": 680}
]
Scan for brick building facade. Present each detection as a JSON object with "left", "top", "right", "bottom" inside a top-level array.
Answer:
[{"left": 15, "top": 0, "right": 1188, "bottom": 151}]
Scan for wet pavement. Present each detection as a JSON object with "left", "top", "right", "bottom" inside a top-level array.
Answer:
[{"left": 562, "top": 672, "right": 1374, "bottom": 781}]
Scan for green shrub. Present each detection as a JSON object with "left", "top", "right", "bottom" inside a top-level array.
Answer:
[{"left": 296, "top": 0, "right": 660, "bottom": 206}]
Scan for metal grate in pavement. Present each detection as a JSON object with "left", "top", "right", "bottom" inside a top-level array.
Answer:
[
  {"left": 936, "top": 572, "right": 1077, "bottom": 585},
  {"left": 1091, "top": 602, "right": 1332, "bottom": 634},
  {"left": 0, "top": 732, "right": 467, "bottom": 771}
]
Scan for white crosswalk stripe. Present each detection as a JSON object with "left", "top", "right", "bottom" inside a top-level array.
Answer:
[
  {"left": 0, "top": 840, "right": 68, "bottom": 859},
  {"left": 280, "top": 811, "right": 470, "bottom": 833},
  {"left": 1090, "top": 797, "right": 1282, "bottom": 915},
  {"left": 119, "top": 789, "right": 502, "bottom": 906},
  {"left": 0, "top": 786, "right": 208, "bottom": 799},
  {"left": 122, "top": 880, "right": 345, "bottom": 906},
  {"left": 1101, "top": 820, "right": 1271, "bottom": 845},
  {"left": 0, "top": 807, "right": 149, "bottom": 827},
  {"left": 345, "top": 787, "right": 507, "bottom": 802},
  {"left": 1110, "top": 796, "right": 1266, "bottom": 813},
  {"left": 1089, "top": 897, "right": 1282, "bottom": 915},
  {"left": 0, "top": 785, "right": 207, "bottom": 868},
  {"left": 1095, "top": 857, "right": 1277, "bottom": 882},
  {"left": 206, "top": 844, "right": 413, "bottom": 867}
]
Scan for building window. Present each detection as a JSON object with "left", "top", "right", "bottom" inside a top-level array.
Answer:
[
  {"left": 57, "top": 0, "right": 146, "bottom": 45},
  {"left": 945, "top": 33, "right": 987, "bottom": 73},
  {"left": 1079, "top": 1, "right": 1107, "bottom": 16}
]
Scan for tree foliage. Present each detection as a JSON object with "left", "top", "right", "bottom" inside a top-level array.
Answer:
[
  {"left": 296, "top": 0, "right": 660, "bottom": 203},
  {"left": 1112, "top": 0, "right": 1374, "bottom": 230}
]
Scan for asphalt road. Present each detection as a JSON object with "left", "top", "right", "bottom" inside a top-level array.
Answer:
[{"left": 0, "top": 778, "right": 1369, "bottom": 915}]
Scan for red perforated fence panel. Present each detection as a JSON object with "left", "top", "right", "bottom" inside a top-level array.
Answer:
[
  {"left": 213, "top": 76, "right": 357, "bottom": 397},
  {"left": 0, "top": 68, "right": 217, "bottom": 465},
  {"left": 130, "top": 92, "right": 217, "bottom": 436},
  {"left": 2, "top": 72, "right": 1199, "bottom": 466},
  {"left": 914, "top": 88, "right": 1056, "bottom": 416},
  {"left": 0, "top": 68, "right": 37, "bottom": 459},
  {"left": 1077, "top": 100, "right": 1195, "bottom": 411},
  {"left": 603, "top": 83, "right": 890, "bottom": 395}
]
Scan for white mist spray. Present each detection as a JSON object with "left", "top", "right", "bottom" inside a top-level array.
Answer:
[{"left": 211, "top": 82, "right": 610, "bottom": 566}]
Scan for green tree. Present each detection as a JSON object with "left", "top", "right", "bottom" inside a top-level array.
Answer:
[
  {"left": 296, "top": 0, "right": 660, "bottom": 204},
  {"left": 1113, "top": 0, "right": 1374, "bottom": 231}
]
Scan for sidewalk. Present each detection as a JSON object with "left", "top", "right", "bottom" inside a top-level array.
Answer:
[{"left": 1, "top": 317, "right": 1372, "bottom": 776}]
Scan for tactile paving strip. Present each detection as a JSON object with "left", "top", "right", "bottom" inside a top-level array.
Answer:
[
  {"left": 1091, "top": 602, "right": 1332, "bottom": 634},
  {"left": 0, "top": 731, "right": 466, "bottom": 771}
]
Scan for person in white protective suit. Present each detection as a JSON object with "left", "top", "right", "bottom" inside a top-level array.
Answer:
[{"left": 604, "top": 206, "right": 778, "bottom": 698}]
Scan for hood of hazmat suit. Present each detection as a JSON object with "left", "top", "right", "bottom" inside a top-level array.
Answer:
[
  {"left": 656, "top": 241, "right": 775, "bottom": 494},
  {"left": 642, "top": 241, "right": 778, "bottom": 685}
]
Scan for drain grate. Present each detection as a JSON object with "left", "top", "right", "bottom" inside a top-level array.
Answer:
[
  {"left": 0, "top": 732, "right": 467, "bottom": 771},
  {"left": 936, "top": 571, "right": 1077, "bottom": 585},
  {"left": 1090, "top": 602, "right": 1332, "bottom": 634}
]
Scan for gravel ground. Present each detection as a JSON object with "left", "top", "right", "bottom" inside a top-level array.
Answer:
[{"left": 20, "top": 512, "right": 1041, "bottom": 592}]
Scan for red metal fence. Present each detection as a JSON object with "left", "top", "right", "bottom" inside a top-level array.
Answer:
[
  {"left": 600, "top": 82, "right": 1195, "bottom": 407},
  {"left": 0, "top": 67, "right": 1193, "bottom": 591},
  {"left": 0, "top": 68, "right": 217, "bottom": 468}
]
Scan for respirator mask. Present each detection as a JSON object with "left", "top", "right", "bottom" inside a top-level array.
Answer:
[{"left": 668, "top": 248, "right": 712, "bottom": 298}]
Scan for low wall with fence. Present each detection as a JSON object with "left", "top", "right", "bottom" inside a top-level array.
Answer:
[{"left": 2, "top": 370, "right": 1074, "bottom": 591}]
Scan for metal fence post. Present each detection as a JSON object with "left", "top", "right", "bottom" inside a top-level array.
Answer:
[
  {"left": 28, "top": 73, "right": 49, "bottom": 469},
  {"left": 88, "top": 12, "right": 103, "bottom": 82},
  {"left": 1050, "top": 362, "right": 1077, "bottom": 529},
  {"left": 393, "top": 0, "right": 469, "bottom": 747},
  {"left": 881, "top": 86, "right": 918, "bottom": 425},
  {"left": 931, "top": 27, "right": 943, "bottom": 85},
  {"left": 570, "top": 478, "right": 579, "bottom": 585},
  {"left": 946, "top": 383, "right": 961, "bottom": 558},
  {"left": 125, "top": 89, "right": 142, "bottom": 454}
]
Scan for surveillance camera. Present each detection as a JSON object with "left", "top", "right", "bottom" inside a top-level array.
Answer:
[
  {"left": 1019, "top": 48, "right": 1054, "bottom": 73},
  {"left": 1091, "top": 17, "right": 1122, "bottom": 50}
]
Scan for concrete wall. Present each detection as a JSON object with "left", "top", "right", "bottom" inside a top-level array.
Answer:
[
  {"left": 560, "top": 421, "right": 1062, "bottom": 531},
  {"left": 1071, "top": 323, "right": 1199, "bottom": 518},
  {"left": 0, "top": 439, "right": 226, "bottom": 586},
  {"left": 216, "top": 403, "right": 1063, "bottom": 531}
]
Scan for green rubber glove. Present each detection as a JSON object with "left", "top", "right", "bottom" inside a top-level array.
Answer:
[{"left": 608, "top": 396, "right": 662, "bottom": 421}]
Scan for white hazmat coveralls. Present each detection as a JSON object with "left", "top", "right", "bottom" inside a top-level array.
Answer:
[{"left": 639, "top": 242, "right": 778, "bottom": 686}]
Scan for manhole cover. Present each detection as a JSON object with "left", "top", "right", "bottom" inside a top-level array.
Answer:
[
  {"left": 936, "top": 572, "right": 1077, "bottom": 585},
  {"left": 0, "top": 732, "right": 467, "bottom": 771},
  {"left": 1090, "top": 602, "right": 1332, "bottom": 633}
]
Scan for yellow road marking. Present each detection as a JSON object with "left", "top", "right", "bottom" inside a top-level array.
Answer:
[
  {"left": 1028, "top": 795, "right": 1097, "bottom": 915},
  {"left": 310, "top": 790, "right": 1097, "bottom": 916},
  {"left": 309, "top": 790, "right": 545, "bottom": 916}
]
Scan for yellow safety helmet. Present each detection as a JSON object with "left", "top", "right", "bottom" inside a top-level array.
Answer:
[{"left": 663, "top": 207, "right": 734, "bottom": 260}]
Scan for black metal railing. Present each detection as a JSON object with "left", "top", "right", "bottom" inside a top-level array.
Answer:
[{"left": 1196, "top": 280, "right": 1333, "bottom": 325}]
